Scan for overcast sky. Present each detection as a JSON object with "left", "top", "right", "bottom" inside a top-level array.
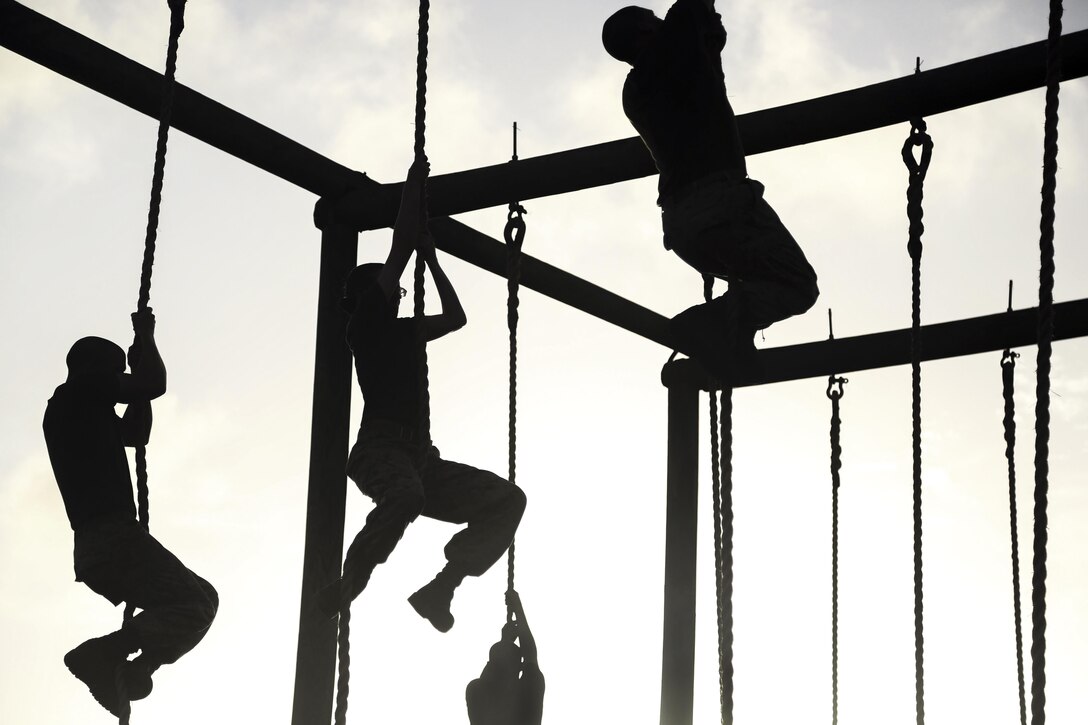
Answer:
[{"left": 2, "top": 1, "right": 1087, "bottom": 723}]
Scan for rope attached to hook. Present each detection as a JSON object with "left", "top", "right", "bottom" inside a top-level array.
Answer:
[
  {"left": 1001, "top": 346, "right": 1027, "bottom": 725},
  {"left": 504, "top": 201, "right": 526, "bottom": 617},
  {"left": 902, "top": 105, "right": 933, "bottom": 725},
  {"left": 827, "top": 373, "right": 846, "bottom": 725}
]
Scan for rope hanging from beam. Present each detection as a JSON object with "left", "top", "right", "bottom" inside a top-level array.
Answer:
[
  {"left": 129, "top": 0, "right": 186, "bottom": 565},
  {"left": 1031, "top": 2, "right": 1062, "bottom": 723},
  {"left": 118, "top": 2, "right": 187, "bottom": 723},
  {"left": 827, "top": 372, "right": 847, "bottom": 725},
  {"left": 1001, "top": 341, "right": 1027, "bottom": 725},
  {"left": 332, "top": 4, "right": 432, "bottom": 723},
  {"left": 504, "top": 198, "right": 526, "bottom": 614},
  {"left": 901, "top": 91, "right": 933, "bottom": 725},
  {"left": 413, "top": 0, "right": 432, "bottom": 445},
  {"left": 704, "top": 276, "right": 734, "bottom": 725}
]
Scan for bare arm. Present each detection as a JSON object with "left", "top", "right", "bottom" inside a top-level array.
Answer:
[
  {"left": 419, "top": 230, "right": 467, "bottom": 342},
  {"left": 117, "top": 309, "right": 166, "bottom": 404},
  {"left": 376, "top": 157, "right": 430, "bottom": 300}
]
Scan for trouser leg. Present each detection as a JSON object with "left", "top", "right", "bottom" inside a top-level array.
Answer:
[
  {"left": 419, "top": 449, "right": 526, "bottom": 578},
  {"left": 343, "top": 438, "right": 426, "bottom": 599},
  {"left": 77, "top": 523, "right": 218, "bottom": 668},
  {"left": 666, "top": 179, "right": 819, "bottom": 332}
]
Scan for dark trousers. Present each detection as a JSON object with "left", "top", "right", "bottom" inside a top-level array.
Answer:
[
  {"left": 662, "top": 176, "right": 819, "bottom": 331},
  {"left": 342, "top": 425, "right": 526, "bottom": 597},
  {"left": 74, "top": 517, "right": 218, "bottom": 667}
]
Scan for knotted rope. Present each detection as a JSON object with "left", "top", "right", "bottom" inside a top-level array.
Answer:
[{"left": 902, "top": 108, "right": 933, "bottom": 725}]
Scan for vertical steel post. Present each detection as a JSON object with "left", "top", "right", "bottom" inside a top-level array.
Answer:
[
  {"left": 660, "top": 381, "right": 700, "bottom": 725},
  {"left": 291, "top": 218, "right": 358, "bottom": 725}
]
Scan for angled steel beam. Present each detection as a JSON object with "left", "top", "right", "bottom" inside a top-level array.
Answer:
[
  {"left": 1, "top": 0, "right": 674, "bottom": 349},
  {"left": 0, "top": 0, "right": 360, "bottom": 197},
  {"left": 427, "top": 217, "right": 673, "bottom": 347},
  {"left": 332, "top": 30, "right": 1088, "bottom": 230},
  {"left": 661, "top": 299, "right": 1088, "bottom": 391}
]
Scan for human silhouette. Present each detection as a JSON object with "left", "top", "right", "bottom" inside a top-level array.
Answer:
[
  {"left": 466, "top": 590, "right": 545, "bottom": 725},
  {"left": 318, "top": 158, "right": 526, "bottom": 632},
  {"left": 43, "top": 309, "right": 218, "bottom": 717},
  {"left": 603, "top": 0, "right": 819, "bottom": 381}
]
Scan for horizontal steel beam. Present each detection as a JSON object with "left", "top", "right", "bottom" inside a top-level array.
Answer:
[
  {"left": 7, "top": 1, "right": 1086, "bottom": 363},
  {"left": 333, "top": 30, "right": 1088, "bottom": 230},
  {"left": 661, "top": 299, "right": 1088, "bottom": 391}
]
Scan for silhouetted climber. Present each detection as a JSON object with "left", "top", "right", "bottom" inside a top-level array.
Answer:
[
  {"left": 43, "top": 309, "right": 217, "bottom": 718},
  {"left": 319, "top": 158, "right": 526, "bottom": 632},
  {"left": 467, "top": 590, "right": 545, "bottom": 725},
  {"left": 603, "top": 0, "right": 819, "bottom": 381}
]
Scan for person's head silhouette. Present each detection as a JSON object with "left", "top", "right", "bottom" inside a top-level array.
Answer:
[
  {"left": 66, "top": 337, "right": 125, "bottom": 377},
  {"left": 602, "top": 6, "right": 663, "bottom": 64}
]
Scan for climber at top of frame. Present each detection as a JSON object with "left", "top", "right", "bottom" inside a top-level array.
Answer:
[{"left": 602, "top": 0, "right": 820, "bottom": 384}]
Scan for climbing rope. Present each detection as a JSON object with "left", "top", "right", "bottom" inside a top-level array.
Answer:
[
  {"left": 1032, "top": 2, "right": 1062, "bottom": 723},
  {"left": 718, "top": 384, "right": 734, "bottom": 725},
  {"left": 413, "top": 0, "right": 432, "bottom": 445},
  {"left": 333, "top": 606, "right": 351, "bottom": 725},
  {"left": 119, "top": 3, "right": 187, "bottom": 722},
  {"left": 827, "top": 373, "right": 847, "bottom": 725},
  {"left": 702, "top": 276, "right": 729, "bottom": 725},
  {"left": 704, "top": 273, "right": 735, "bottom": 724},
  {"left": 1002, "top": 342, "right": 1027, "bottom": 725},
  {"left": 504, "top": 200, "right": 526, "bottom": 616},
  {"left": 130, "top": 0, "right": 186, "bottom": 544},
  {"left": 902, "top": 104, "right": 933, "bottom": 725},
  {"left": 333, "top": 4, "right": 431, "bottom": 722}
]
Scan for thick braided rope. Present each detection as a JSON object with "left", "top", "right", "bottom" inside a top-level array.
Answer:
[
  {"left": 1032, "top": 3, "right": 1061, "bottom": 722},
  {"left": 124, "top": 0, "right": 186, "bottom": 634},
  {"left": 827, "top": 375, "right": 847, "bottom": 725},
  {"left": 333, "top": 606, "right": 351, "bottom": 725},
  {"left": 902, "top": 115, "right": 932, "bottom": 725},
  {"left": 413, "top": 0, "right": 432, "bottom": 444},
  {"left": 703, "top": 277, "right": 727, "bottom": 724},
  {"left": 504, "top": 205, "right": 526, "bottom": 610},
  {"left": 1002, "top": 351, "right": 1027, "bottom": 725},
  {"left": 720, "top": 387, "right": 734, "bottom": 724}
]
